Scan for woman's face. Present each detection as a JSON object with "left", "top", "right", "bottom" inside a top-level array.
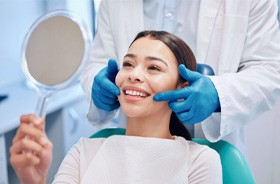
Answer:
[{"left": 116, "top": 36, "right": 180, "bottom": 118}]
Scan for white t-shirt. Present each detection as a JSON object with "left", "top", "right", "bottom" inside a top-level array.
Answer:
[{"left": 52, "top": 136, "right": 222, "bottom": 184}]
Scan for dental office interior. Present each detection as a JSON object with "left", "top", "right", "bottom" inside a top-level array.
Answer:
[{"left": 0, "top": 0, "right": 279, "bottom": 183}]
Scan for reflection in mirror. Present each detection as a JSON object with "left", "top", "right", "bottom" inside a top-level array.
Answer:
[{"left": 22, "top": 10, "right": 92, "bottom": 117}]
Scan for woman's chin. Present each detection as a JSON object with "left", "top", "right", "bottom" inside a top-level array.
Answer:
[{"left": 122, "top": 107, "right": 146, "bottom": 118}]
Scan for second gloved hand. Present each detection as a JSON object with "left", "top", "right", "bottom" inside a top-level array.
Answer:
[
  {"left": 153, "top": 64, "right": 220, "bottom": 124},
  {"left": 92, "top": 59, "right": 120, "bottom": 111}
]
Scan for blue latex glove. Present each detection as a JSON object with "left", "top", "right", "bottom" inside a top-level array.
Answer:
[
  {"left": 153, "top": 64, "right": 220, "bottom": 124},
  {"left": 92, "top": 59, "right": 120, "bottom": 111}
]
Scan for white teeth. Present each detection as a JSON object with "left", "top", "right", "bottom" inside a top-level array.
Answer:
[{"left": 125, "top": 90, "right": 147, "bottom": 97}]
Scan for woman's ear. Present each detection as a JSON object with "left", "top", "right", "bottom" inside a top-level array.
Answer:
[{"left": 176, "top": 81, "right": 189, "bottom": 89}]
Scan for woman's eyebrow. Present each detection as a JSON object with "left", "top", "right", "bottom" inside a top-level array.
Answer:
[
  {"left": 146, "top": 56, "right": 168, "bottom": 66},
  {"left": 123, "top": 53, "right": 168, "bottom": 66},
  {"left": 123, "top": 53, "right": 136, "bottom": 59}
]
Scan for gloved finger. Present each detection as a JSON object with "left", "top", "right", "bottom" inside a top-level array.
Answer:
[
  {"left": 178, "top": 64, "right": 201, "bottom": 83},
  {"left": 153, "top": 87, "right": 193, "bottom": 102},
  {"left": 107, "top": 59, "right": 119, "bottom": 82},
  {"left": 106, "top": 101, "right": 121, "bottom": 111},
  {"left": 176, "top": 105, "right": 196, "bottom": 124},
  {"left": 94, "top": 71, "right": 120, "bottom": 96},
  {"left": 93, "top": 91, "right": 118, "bottom": 105},
  {"left": 93, "top": 97, "right": 120, "bottom": 111},
  {"left": 94, "top": 83, "right": 119, "bottom": 99},
  {"left": 168, "top": 95, "right": 194, "bottom": 113}
]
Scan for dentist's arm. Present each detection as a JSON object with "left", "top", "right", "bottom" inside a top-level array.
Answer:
[{"left": 153, "top": 65, "right": 220, "bottom": 124}]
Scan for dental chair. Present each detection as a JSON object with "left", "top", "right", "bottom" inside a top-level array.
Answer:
[
  {"left": 90, "top": 128, "right": 256, "bottom": 184},
  {"left": 197, "top": 63, "right": 215, "bottom": 76},
  {"left": 89, "top": 64, "right": 256, "bottom": 183}
]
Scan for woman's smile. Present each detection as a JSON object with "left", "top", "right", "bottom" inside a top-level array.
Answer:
[{"left": 122, "top": 85, "right": 151, "bottom": 102}]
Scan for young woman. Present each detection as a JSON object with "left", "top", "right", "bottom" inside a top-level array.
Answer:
[{"left": 10, "top": 31, "right": 222, "bottom": 184}]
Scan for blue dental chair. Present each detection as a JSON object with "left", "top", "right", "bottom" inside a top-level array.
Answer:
[{"left": 197, "top": 63, "right": 215, "bottom": 76}]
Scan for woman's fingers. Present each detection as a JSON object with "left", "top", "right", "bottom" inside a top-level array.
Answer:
[
  {"left": 10, "top": 151, "right": 40, "bottom": 168},
  {"left": 10, "top": 114, "right": 49, "bottom": 167},
  {"left": 13, "top": 114, "right": 45, "bottom": 144},
  {"left": 10, "top": 137, "right": 44, "bottom": 155},
  {"left": 20, "top": 114, "right": 44, "bottom": 130},
  {"left": 13, "top": 123, "right": 43, "bottom": 143},
  {"left": 9, "top": 113, "right": 53, "bottom": 184}
]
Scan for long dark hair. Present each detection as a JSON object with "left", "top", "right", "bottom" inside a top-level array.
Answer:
[{"left": 130, "top": 30, "right": 197, "bottom": 141}]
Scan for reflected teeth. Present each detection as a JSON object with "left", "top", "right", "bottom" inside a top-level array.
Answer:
[{"left": 125, "top": 90, "right": 147, "bottom": 97}]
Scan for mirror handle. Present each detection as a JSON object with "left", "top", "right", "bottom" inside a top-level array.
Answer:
[{"left": 35, "top": 93, "right": 49, "bottom": 118}]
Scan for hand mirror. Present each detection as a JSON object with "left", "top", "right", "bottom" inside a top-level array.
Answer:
[{"left": 22, "top": 10, "right": 92, "bottom": 117}]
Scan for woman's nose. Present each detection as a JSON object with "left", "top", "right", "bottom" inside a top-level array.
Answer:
[{"left": 128, "top": 67, "right": 143, "bottom": 82}]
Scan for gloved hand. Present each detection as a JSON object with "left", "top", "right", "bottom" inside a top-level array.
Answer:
[
  {"left": 92, "top": 59, "right": 120, "bottom": 111},
  {"left": 153, "top": 64, "right": 220, "bottom": 124}
]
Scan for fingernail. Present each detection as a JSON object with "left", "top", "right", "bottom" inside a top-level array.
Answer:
[
  {"left": 34, "top": 118, "right": 41, "bottom": 125},
  {"left": 40, "top": 138, "right": 48, "bottom": 145}
]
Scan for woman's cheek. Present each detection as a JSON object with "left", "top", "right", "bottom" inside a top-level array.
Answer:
[
  {"left": 151, "top": 77, "right": 175, "bottom": 93},
  {"left": 115, "top": 72, "right": 125, "bottom": 103},
  {"left": 115, "top": 72, "right": 122, "bottom": 88}
]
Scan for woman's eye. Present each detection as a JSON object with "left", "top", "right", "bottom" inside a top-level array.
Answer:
[
  {"left": 123, "top": 61, "right": 133, "bottom": 67},
  {"left": 148, "top": 65, "right": 161, "bottom": 71}
]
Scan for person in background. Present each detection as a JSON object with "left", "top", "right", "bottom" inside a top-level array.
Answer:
[
  {"left": 81, "top": 0, "right": 280, "bottom": 155},
  {"left": 10, "top": 30, "right": 222, "bottom": 184}
]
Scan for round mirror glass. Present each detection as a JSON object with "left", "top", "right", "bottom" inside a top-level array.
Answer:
[{"left": 22, "top": 10, "right": 92, "bottom": 117}]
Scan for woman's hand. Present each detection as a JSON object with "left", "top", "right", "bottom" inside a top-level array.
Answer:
[{"left": 10, "top": 114, "right": 53, "bottom": 184}]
